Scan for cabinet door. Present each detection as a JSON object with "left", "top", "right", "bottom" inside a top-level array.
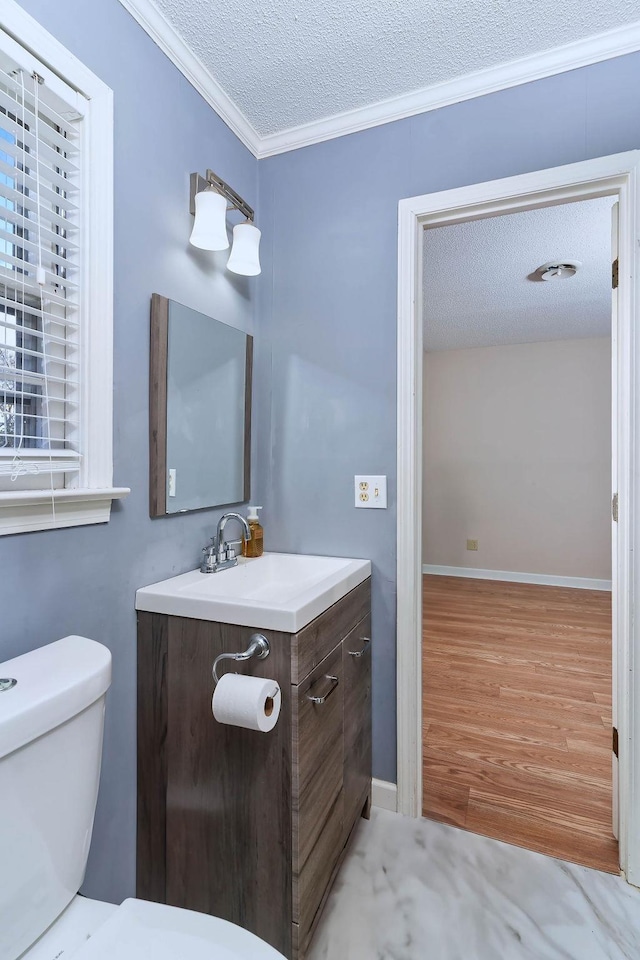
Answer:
[
  {"left": 292, "top": 643, "right": 343, "bottom": 934},
  {"left": 342, "top": 615, "right": 372, "bottom": 831}
]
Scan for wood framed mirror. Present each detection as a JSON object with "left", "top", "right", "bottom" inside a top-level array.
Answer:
[{"left": 149, "top": 294, "right": 252, "bottom": 517}]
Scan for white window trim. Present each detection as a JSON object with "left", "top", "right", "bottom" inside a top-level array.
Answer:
[{"left": 0, "top": 1, "right": 129, "bottom": 535}]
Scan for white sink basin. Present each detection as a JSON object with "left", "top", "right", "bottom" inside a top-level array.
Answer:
[{"left": 135, "top": 552, "right": 371, "bottom": 633}]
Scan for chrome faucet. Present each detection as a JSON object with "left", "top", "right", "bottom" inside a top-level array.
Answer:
[{"left": 201, "top": 512, "right": 251, "bottom": 573}]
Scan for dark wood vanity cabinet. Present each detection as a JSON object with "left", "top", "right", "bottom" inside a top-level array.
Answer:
[{"left": 137, "top": 578, "right": 371, "bottom": 960}]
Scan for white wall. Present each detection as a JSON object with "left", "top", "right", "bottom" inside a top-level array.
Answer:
[{"left": 422, "top": 338, "right": 611, "bottom": 579}]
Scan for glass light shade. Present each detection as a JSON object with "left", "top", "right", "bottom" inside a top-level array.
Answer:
[
  {"left": 189, "top": 189, "right": 229, "bottom": 251},
  {"left": 227, "top": 222, "right": 261, "bottom": 276}
]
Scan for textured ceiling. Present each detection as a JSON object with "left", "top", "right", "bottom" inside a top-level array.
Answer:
[
  {"left": 423, "top": 197, "right": 614, "bottom": 351},
  {"left": 151, "top": 0, "right": 639, "bottom": 136}
]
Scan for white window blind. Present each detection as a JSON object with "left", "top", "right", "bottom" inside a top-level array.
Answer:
[
  {"left": 0, "top": 44, "right": 83, "bottom": 491},
  {"left": 0, "top": 4, "right": 126, "bottom": 536}
]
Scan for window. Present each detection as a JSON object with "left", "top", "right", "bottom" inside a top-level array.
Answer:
[
  {"left": 0, "top": 60, "right": 80, "bottom": 484},
  {"left": 0, "top": 4, "right": 128, "bottom": 534}
]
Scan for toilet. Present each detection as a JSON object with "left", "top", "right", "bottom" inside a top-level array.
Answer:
[{"left": 0, "top": 636, "right": 287, "bottom": 960}]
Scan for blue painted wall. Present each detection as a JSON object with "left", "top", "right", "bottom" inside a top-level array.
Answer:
[
  {"left": 255, "top": 52, "right": 640, "bottom": 784},
  {"left": 5, "top": 0, "right": 258, "bottom": 903}
]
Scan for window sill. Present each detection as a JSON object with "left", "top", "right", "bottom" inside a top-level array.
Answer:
[{"left": 0, "top": 486, "right": 130, "bottom": 536}]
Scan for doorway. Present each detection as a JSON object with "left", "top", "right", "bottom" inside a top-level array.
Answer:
[
  {"left": 420, "top": 198, "right": 617, "bottom": 872},
  {"left": 396, "top": 151, "right": 640, "bottom": 884}
]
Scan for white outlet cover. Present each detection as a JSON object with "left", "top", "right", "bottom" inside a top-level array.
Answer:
[{"left": 355, "top": 475, "right": 387, "bottom": 509}]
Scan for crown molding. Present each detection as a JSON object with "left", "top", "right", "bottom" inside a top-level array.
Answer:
[
  {"left": 116, "top": 2, "right": 640, "bottom": 160},
  {"left": 256, "top": 21, "right": 640, "bottom": 157},
  {"left": 117, "top": 0, "right": 260, "bottom": 157}
]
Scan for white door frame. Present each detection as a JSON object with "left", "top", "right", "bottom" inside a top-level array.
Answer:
[{"left": 396, "top": 150, "right": 640, "bottom": 883}]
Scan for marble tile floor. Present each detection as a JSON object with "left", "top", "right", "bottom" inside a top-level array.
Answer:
[{"left": 308, "top": 809, "right": 640, "bottom": 960}]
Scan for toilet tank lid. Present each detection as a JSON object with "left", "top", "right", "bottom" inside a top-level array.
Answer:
[{"left": 0, "top": 636, "right": 112, "bottom": 760}]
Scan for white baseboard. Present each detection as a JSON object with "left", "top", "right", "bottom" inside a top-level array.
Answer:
[
  {"left": 422, "top": 564, "right": 612, "bottom": 591},
  {"left": 371, "top": 778, "right": 398, "bottom": 812}
]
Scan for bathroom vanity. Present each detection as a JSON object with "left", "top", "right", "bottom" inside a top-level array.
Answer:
[{"left": 136, "top": 553, "right": 372, "bottom": 959}]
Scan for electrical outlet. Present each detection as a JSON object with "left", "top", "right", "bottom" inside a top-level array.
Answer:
[
  {"left": 168, "top": 468, "right": 177, "bottom": 498},
  {"left": 466, "top": 539, "right": 479, "bottom": 551},
  {"left": 355, "top": 475, "right": 387, "bottom": 509}
]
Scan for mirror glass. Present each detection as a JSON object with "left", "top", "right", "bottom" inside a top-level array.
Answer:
[{"left": 150, "top": 295, "right": 252, "bottom": 516}]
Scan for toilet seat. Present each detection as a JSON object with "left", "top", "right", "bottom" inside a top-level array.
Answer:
[
  {"left": 24, "top": 897, "right": 287, "bottom": 960},
  {"left": 70, "top": 899, "right": 287, "bottom": 960}
]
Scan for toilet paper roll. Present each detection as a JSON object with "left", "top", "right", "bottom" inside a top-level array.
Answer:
[{"left": 212, "top": 673, "right": 281, "bottom": 732}]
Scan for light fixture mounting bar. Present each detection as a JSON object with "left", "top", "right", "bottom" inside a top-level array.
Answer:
[{"left": 189, "top": 170, "right": 254, "bottom": 222}]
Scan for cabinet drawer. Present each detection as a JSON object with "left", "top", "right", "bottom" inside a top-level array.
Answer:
[
  {"left": 292, "top": 579, "right": 370, "bottom": 684},
  {"left": 292, "top": 643, "right": 343, "bottom": 879},
  {"left": 343, "top": 614, "right": 372, "bottom": 832}
]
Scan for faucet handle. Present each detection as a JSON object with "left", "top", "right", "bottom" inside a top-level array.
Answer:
[
  {"left": 200, "top": 541, "right": 217, "bottom": 573},
  {"left": 225, "top": 540, "right": 241, "bottom": 561}
]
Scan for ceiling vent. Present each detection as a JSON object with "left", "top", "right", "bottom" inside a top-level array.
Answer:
[{"left": 536, "top": 260, "right": 581, "bottom": 280}]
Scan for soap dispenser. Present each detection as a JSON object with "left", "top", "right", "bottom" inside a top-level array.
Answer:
[{"left": 242, "top": 506, "right": 264, "bottom": 558}]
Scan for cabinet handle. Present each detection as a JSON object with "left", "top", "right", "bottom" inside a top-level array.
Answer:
[
  {"left": 348, "top": 637, "right": 371, "bottom": 658},
  {"left": 307, "top": 675, "right": 339, "bottom": 704}
]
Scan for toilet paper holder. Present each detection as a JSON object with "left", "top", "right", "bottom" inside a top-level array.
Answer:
[{"left": 212, "top": 633, "right": 270, "bottom": 685}]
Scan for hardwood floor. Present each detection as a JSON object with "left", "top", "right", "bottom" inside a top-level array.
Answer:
[{"left": 422, "top": 575, "right": 619, "bottom": 874}]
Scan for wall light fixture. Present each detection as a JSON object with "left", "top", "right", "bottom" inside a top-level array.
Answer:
[{"left": 189, "top": 170, "right": 261, "bottom": 276}]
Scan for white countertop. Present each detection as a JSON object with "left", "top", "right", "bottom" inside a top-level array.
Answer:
[{"left": 135, "top": 552, "right": 371, "bottom": 633}]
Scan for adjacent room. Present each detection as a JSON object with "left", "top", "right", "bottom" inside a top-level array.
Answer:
[{"left": 422, "top": 198, "right": 617, "bottom": 872}]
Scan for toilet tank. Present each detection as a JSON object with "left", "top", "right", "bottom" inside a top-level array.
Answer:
[{"left": 0, "top": 636, "right": 112, "bottom": 960}]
